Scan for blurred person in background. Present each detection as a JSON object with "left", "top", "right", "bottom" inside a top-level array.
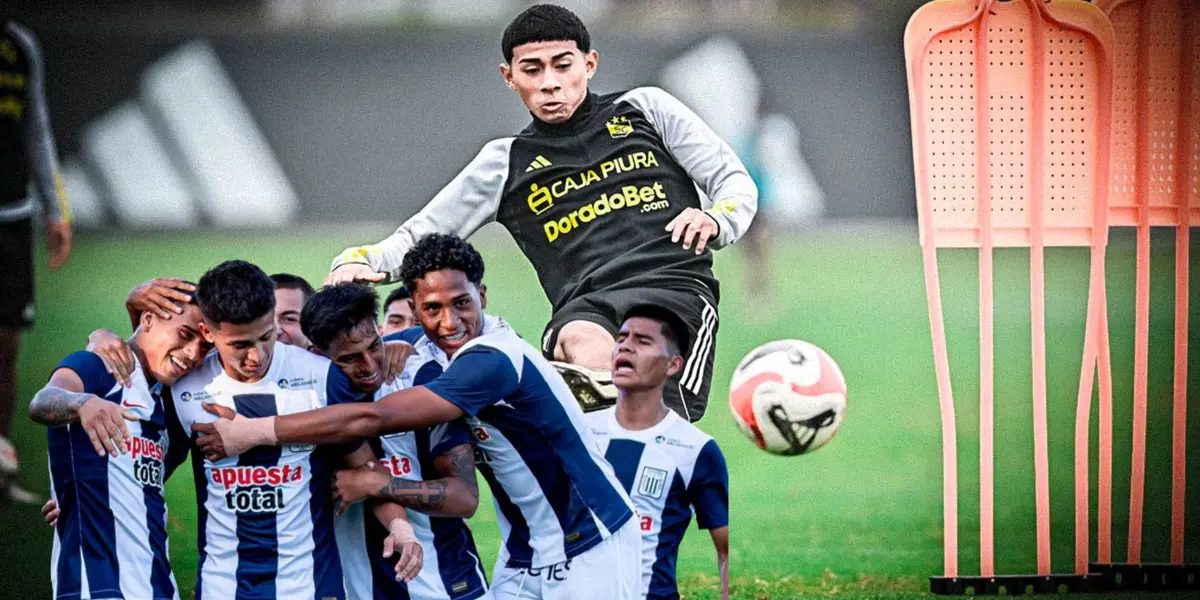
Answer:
[
  {"left": 271, "top": 272, "right": 315, "bottom": 349},
  {"left": 734, "top": 99, "right": 825, "bottom": 311},
  {"left": 327, "top": 4, "right": 757, "bottom": 424},
  {"left": 0, "top": 18, "right": 73, "bottom": 504},
  {"left": 381, "top": 285, "right": 415, "bottom": 336}
]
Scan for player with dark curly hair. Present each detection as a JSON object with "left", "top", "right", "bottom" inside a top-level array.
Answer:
[
  {"left": 196, "top": 234, "right": 643, "bottom": 599},
  {"left": 327, "top": 3, "right": 757, "bottom": 423}
]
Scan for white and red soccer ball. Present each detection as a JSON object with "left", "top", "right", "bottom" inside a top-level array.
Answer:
[{"left": 729, "top": 340, "right": 847, "bottom": 456}]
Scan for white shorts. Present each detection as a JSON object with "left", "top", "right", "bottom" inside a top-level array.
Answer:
[{"left": 490, "top": 519, "right": 642, "bottom": 600}]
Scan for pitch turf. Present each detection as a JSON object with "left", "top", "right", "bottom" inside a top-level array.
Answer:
[{"left": 1, "top": 226, "right": 1197, "bottom": 599}]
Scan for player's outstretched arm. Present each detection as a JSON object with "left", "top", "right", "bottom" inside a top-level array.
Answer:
[
  {"left": 29, "top": 368, "right": 136, "bottom": 456},
  {"left": 711, "top": 526, "right": 730, "bottom": 600},
  {"left": 327, "top": 139, "right": 513, "bottom": 285},
  {"left": 192, "top": 387, "right": 464, "bottom": 459}
]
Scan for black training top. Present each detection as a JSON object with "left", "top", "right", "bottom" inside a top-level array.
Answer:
[{"left": 332, "top": 87, "right": 757, "bottom": 311}]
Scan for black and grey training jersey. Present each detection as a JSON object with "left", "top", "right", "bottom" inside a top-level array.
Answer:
[
  {"left": 333, "top": 87, "right": 757, "bottom": 311},
  {"left": 0, "top": 20, "right": 66, "bottom": 223}
]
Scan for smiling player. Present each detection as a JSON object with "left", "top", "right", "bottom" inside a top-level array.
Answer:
[
  {"left": 28, "top": 286, "right": 212, "bottom": 600},
  {"left": 197, "top": 234, "right": 642, "bottom": 599}
]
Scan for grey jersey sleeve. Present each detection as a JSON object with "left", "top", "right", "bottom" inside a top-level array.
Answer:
[
  {"left": 619, "top": 87, "right": 757, "bottom": 248},
  {"left": 330, "top": 137, "right": 515, "bottom": 283},
  {"left": 8, "top": 22, "right": 66, "bottom": 222}
]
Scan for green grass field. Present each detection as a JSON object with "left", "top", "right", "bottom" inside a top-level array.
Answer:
[{"left": 1, "top": 225, "right": 1197, "bottom": 599}]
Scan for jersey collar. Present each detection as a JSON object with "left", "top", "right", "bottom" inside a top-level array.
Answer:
[{"left": 528, "top": 92, "right": 597, "bottom": 135}]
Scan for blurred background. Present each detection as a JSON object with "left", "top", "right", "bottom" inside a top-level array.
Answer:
[
  {"left": 1, "top": 1, "right": 1196, "bottom": 599},
  {"left": 2, "top": 0, "right": 930, "bottom": 231}
]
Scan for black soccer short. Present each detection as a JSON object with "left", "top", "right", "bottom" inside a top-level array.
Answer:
[
  {"left": 0, "top": 217, "right": 34, "bottom": 329},
  {"left": 542, "top": 285, "right": 719, "bottom": 423}
]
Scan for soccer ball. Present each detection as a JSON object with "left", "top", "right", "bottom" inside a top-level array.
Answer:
[{"left": 729, "top": 340, "right": 847, "bottom": 456}]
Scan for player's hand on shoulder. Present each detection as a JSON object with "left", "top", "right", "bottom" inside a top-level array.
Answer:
[
  {"left": 383, "top": 517, "right": 424, "bottom": 583},
  {"left": 88, "top": 329, "right": 135, "bottom": 388},
  {"left": 666, "top": 207, "right": 720, "bottom": 255},
  {"left": 78, "top": 395, "right": 137, "bottom": 457},
  {"left": 327, "top": 262, "right": 386, "bottom": 285},
  {"left": 42, "top": 498, "right": 60, "bottom": 527},
  {"left": 128, "top": 278, "right": 194, "bottom": 320},
  {"left": 381, "top": 341, "right": 414, "bottom": 383}
]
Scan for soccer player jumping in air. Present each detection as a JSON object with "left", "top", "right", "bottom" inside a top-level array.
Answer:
[
  {"left": 327, "top": 4, "right": 756, "bottom": 422},
  {"left": 197, "top": 234, "right": 642, "bottom": 599}
]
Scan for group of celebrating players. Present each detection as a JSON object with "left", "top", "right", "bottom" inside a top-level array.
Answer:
[{"left": 17, "top": 3, "right": 761, "bottom": 599}]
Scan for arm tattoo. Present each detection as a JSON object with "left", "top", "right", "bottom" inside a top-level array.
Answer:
[
  {"left": 29, "top": 388, "right": 93, "bottom": 426},
  {"left": 379, "top": 477, "right": 448, "bottom": 512},
  {"left": 442, "top": 444, "right": 479, "bottom": 502}
]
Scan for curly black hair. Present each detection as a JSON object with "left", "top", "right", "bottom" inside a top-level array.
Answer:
[
  {"left": 301, "top": 283, "right": 379, "bottom": 352},
  {"left": 196, "top": 260, "right": 275, "bottom": 325},
  {"left": 501, "top": 4, "right": 590, "bottom": 63},
  {"left": 398, "top": 234, "right": 485, "bottom": 293}
]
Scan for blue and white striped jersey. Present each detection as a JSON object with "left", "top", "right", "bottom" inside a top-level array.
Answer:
[
  {"left": 421, "top": 316, "right": 634, "bottom": 569},
  {"left": 335, "top": 328, "right": 489, "bottom": 600},
  {"left": 47, "top": 351, "right": 182, "bottom": 600},
  {"left": 171, "top": 342, "right": 363, "bottom": 600},
  {"left": 586, "top": 407, "right": 729, "bottom": 600}
]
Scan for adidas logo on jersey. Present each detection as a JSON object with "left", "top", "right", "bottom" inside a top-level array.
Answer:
[{"left": 525, "top": 155, "right": 552, "bottom": 172}]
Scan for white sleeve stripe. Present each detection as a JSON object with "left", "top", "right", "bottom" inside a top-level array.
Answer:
[{"left": 332, "top": 137, "right": 515, "bottom": 282}]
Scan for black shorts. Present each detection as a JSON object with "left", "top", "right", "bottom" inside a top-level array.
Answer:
[
  {"left": 542, "top": 285, "right": 719, "bottom": 423},
  {"left": 0, "top": 217, "right": 34, "bottom": 329}
]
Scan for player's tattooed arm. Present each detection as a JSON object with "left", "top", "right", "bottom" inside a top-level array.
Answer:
[
  {"left": 28, "top": 386, "right": 93, "bottom": 426},
  {"left": 332, "top": 451, "right": 471, "bottom": 518},
  {"left": 432, "top": 443, "right": 479, "bottom": 511},
  {"left": 376, "top": 442, "right": 479, "bottom": 518},
  {"left": 29, "top": 369, "right": 136, "bottom": 457},
  {"left": 380, "top": 476, "right": 450, "bottom": 514},
  {"left": 346, "top": 443, "right": 478, "bottom": 518}
]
